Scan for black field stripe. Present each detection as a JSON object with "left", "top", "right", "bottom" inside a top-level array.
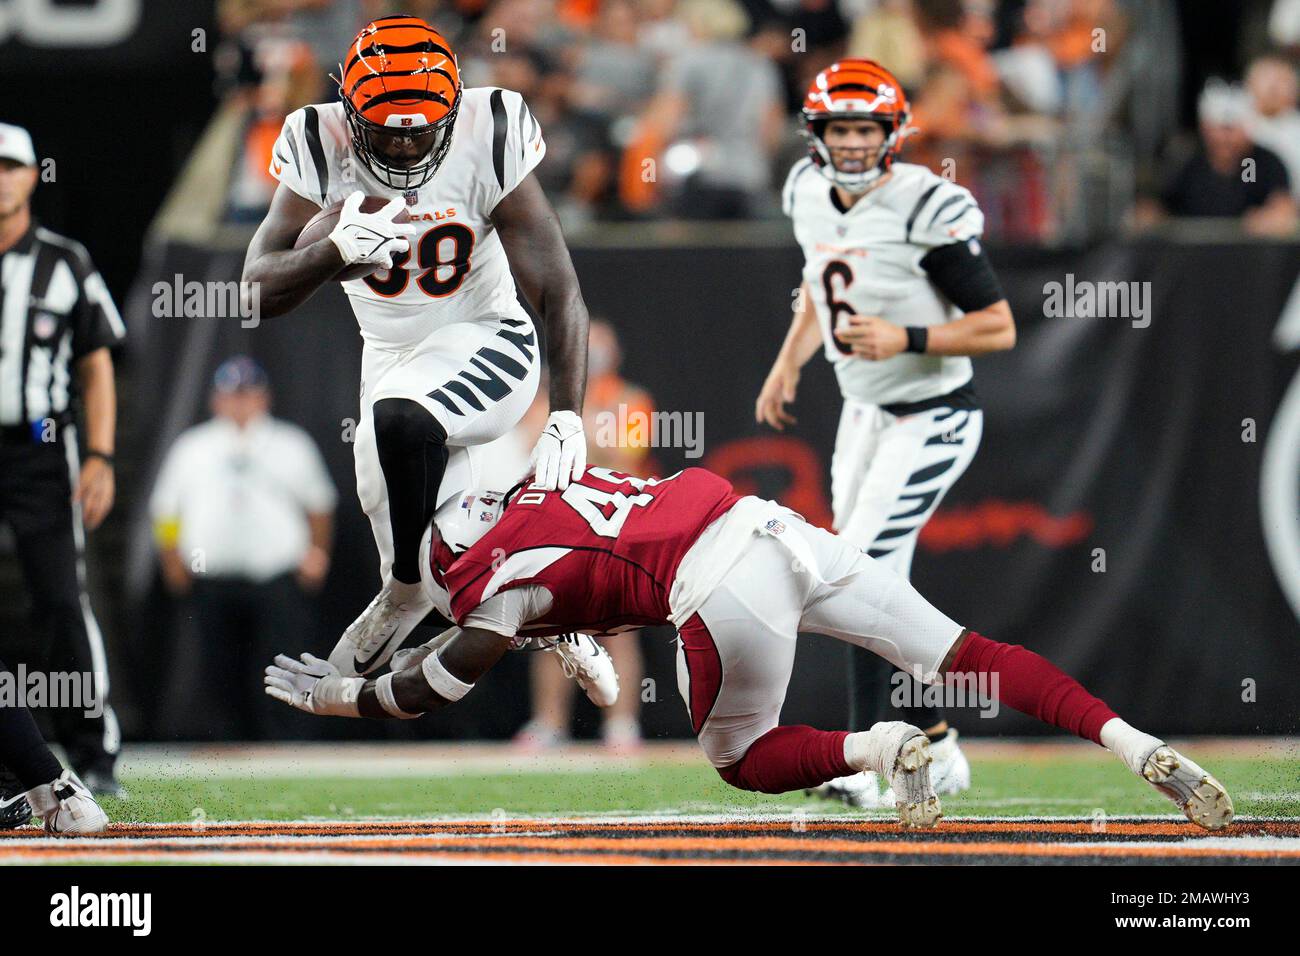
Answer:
[
  {"left": 926, "top": 193, "right": 965, "bottom": 227},
  {"left": 867, "top": 547, "right": 895, "bottom": 559},
  {"left": 301, "top": 107, "right": 329, "bottom": 202},
  {"left": 427, "top": 388, "right": 463, "bottom": 416},
  {"left": 500, "top": 317, "right": 526, "bottom": 327},
  {"left": 907, "top": 458, "right": 956, "bottom": 486},
  {"left": 477, "top": 346, "right": 528, "bottom": 380},
  {"left": 443, "top": 379, "right": 485, "bottom": 412},
  {"left": 490, "top": 89, "right": 508, "bottom": 189},
  {"left": 905, "top": 182, "right": 942, "bottom": 242},
  {"left": 872, "top": 526, "right": 916, "bottom": 542}
]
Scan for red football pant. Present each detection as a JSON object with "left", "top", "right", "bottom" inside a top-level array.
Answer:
[
  {"left": 717, "top": 726, "right": 852, "bottom": 794},
  {"left": 947, "top": 631, "right": 1117, "bottom": 744}
]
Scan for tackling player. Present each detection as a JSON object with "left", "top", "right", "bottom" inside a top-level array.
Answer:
[
  {"left": 265, "top": 466, "right": 1233, "bottom": 832},
  {"left": 756, "top": 59, "right": 1015, "bottom": 808},
  {"left": 242, "top": 15, "right": 592, "bottom": 677}
]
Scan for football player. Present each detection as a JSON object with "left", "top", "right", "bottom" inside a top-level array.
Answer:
[
  {"left": 1, "top": 657, "right": 108, "bottom": 834},
  {"left": 242, "top": 15, "right": 591, "bottom": 677},
  {"left": 265, "top": 467, "right": 1233, "bottom": 831},
  {"left": 756, "top": 59, "right": 1016, "bottom": 808}
]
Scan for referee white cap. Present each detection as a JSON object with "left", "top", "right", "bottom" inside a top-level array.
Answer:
[{"left": 0, "top": 123, "right": 36, "bottom": 166}]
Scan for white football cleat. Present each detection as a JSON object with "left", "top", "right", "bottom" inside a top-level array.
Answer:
[
  {"left": 329, "top": 580, "right": 432, "bottom": 677},
  {"left": 26, "top": 770, "right": 108, "bottom": 836},
  {"left": 928, "top": 728, "right": 971, "bottom": 795},
  {"left": 880, "top": 726, "right": 942, "bottom": 829},
  {"left": 552, "top": 633, "right": 619, "bottom": 707},
  {"left": 1140, "top": 745, "right": 1234, "bottom": 830},
  {"left": 806, "top": 772, "right": 886, "bottom": 809}
]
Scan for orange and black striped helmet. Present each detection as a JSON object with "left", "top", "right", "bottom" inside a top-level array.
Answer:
[
  {"left": 801, "top": 59, "right": 912, "bottom": 192},
  {"left": 337, "top": 15, "right": 462, "bottom": 190}
]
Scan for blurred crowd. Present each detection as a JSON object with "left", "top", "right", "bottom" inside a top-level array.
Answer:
[{"left": 199, "top": 0, "right": 1300, "bottom": 241}]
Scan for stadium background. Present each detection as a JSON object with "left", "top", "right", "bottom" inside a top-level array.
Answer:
[{"left": 1, "top": 0, "right": 1298, "bottom": 748}]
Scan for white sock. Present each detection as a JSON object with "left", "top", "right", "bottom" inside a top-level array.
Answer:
[
  {"left": 1100, "top": 717, "right": 1164, "bottom": 775},
  {"left": 843, "top": 721, "right": 917, "bottom": 775},
  {"left": 387, "top": 578, "right": 425, "bottom": 605}
]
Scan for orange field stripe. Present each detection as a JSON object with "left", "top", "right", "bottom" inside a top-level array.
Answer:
[{"left": 2, "top": 834, "right": 1293, "bottom": 860}]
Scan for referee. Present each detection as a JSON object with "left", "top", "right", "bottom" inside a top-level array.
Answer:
[{"left": 0, "top": 122, "right": 125, "bottom": 797}]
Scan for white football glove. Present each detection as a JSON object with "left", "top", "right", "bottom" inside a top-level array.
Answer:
[
  {"left": 264, "top": 653, "right": 363, "bottom": 717},
  {"left": 530, "top": 410, "right": 587, "bottom": 490},
  {"left": 328, "top": 192, "right": 416, "bottom": 269}
]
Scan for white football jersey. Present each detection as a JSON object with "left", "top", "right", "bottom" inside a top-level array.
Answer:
[
  {"left": 270, "top": 87, "right": 545, "bottom": 350},
  {"left": 783, "top": 160, "right": 982, "bottom": 406}
]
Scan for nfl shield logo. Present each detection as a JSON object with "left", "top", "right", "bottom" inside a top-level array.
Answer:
[
  {"left": 32, "top": 312, "right": 57, "bottom": 340},
  {"left": 404, "top": 189, "right": 419, "bottom": 206},
  {"left": 764, "top": 519, "right": 786, "bottom": 535}
]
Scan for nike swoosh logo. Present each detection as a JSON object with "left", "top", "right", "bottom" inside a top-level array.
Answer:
[
  {"left": 0, "top": 793, "right": 28, "bottom": 810},
  {"left": 354, "top": 628, "right": 408, "bottom": 673},
  {"left": 272, "top": 160, "right": 283, "bottom": 175},
  {"left": 547, "top": 425, "right": 562, "bottom": 437}
]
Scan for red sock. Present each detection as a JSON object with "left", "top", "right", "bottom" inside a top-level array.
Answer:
[
  {"left": 949, "top": 632, "right": 1118, "bottom": 744},
  {"left": 717, "top": 726, "right": 853, "bottom": 794}
]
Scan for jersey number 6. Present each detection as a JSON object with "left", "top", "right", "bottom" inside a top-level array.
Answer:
[
  {"left": 822, "top": 260, "right": 856, "bottom": 356},
  {"left": 364, "top": 223, "right": 476, "bottom": 299}
]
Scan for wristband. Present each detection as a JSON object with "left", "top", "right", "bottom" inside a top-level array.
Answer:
[
  {"left": 375, "top": 672, "right": 420, "bottom": 719},
  {"left": 421, "top": 651, "right": 474, "bottom": 703},
  {"left": 85, "top": 450, "right": 115, "bottom": 467},
  {"left": 904, "top": 327, "right": 929, "bottom": 354}
]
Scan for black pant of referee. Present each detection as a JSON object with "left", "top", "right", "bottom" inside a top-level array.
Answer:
[{"left": 0, "top": 423, "right": 121, "bottom": 787}]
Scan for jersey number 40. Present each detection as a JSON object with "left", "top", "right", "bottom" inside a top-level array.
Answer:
[{"left": 516, "top": 468, "right": 673, "bottom": 538}]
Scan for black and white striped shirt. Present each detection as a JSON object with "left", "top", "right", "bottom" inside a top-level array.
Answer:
[{"left": 0, "top": 223, "right": 125, "bottom": 430}]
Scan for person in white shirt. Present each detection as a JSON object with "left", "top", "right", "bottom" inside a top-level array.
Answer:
[{"left": 150, "top": 356, "right": 336, "bottom": 738}]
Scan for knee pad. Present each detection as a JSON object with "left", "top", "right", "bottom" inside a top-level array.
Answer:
[{"left": 372, "top": 398, "right": 447, "bottom": 451}]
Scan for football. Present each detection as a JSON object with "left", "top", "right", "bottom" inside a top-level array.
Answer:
[{"left": 294, "top": 195, "right": 412, "bottom": 282}]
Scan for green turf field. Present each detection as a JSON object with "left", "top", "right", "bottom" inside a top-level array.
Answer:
[{"left": 99, "top": 751, "right": 1300, "bottom": 823}]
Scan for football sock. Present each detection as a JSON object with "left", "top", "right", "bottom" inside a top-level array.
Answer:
[
  {"left": 947, "top": 632, "right": 1117, "bottom": 745},
  {"left": 0, "top": 658, "right": 65, "bottom": 790},
  {"left": 373, "top": 398, "right": 448, "bottom": 585},
  {"left": 717, "top": 726, "right": 852, "bottom": 793},
  {"left": 1099, "top": 717, "right": 1165, "bottom": 775}
]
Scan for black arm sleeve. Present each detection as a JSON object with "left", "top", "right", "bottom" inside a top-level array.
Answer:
[{"left": 919, "top": 240, "right": 1004, "bottom": 313}]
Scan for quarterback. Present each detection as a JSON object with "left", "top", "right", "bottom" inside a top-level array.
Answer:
[
  {"left": 242, "top": 15, "right": 591, "bottom": 677},
  {"left": 756, "top": 59, "right": 1015, "bottom": 807},
  {"left": 265, "top": 466, "right": 1233, "bottom": 831}
]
